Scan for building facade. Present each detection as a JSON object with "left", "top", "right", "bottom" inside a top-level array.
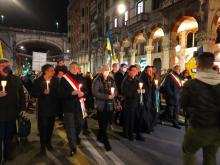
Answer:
[
  {"left": 68, "top": 0, "right": 220, "bottom": 74},
  {"left": 68, "top": 0, "right": 90, "bottom": 73}
]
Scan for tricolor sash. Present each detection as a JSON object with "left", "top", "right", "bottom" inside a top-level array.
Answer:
[
  {"left": 63, "top": 73, "right": 87, "bottom": 119},
  {"left": 170, "top": 73, "right": 182, "bottom": 88}
]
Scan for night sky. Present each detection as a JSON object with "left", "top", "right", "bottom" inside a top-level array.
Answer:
[{"left": 0, "top": 0, "right": 69, "bottom": 33}]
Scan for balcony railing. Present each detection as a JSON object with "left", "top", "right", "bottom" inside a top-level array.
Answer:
[{"left": 127, "top": 13, "right": 149, "bottom": 27}]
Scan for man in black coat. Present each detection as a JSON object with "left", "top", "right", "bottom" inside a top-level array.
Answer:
[
  {"left": 32, "top": 64, "right": 59, "bottom": 155},
  {"left": 60, "top": 62, "right": 87, "bottom": 156},
  {"left": 163, "top": 65, "right": 182, "bottom": 129},
  {"left": 121, "top": 65, "right": 144, "bottom": 141},
  {"left": 0, "top": 58, "right": 26, "bottom": 161},
  {"left": 114, "top": 63, "right": 127, "bottom": 125}
]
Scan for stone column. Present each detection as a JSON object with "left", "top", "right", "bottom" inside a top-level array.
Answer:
[
  {"left": 162, "top": 34, "right": 171, "bottom": 70},
  {"left": 145, "top": 45, "right": 154, "bottom": 66},
  {"left": 129, "top": 49, "right": 137, "bottom": 65}
]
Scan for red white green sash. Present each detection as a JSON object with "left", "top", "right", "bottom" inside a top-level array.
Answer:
[
  {"left": 63, "top": 73, "right": 87, "bottom": 118},
  {"left": 170, "top": 73, "right": 182, "bottom": 88}
]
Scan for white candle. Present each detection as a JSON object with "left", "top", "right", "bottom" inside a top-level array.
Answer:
[
  {"left": 110, "top": 87, "right": 115, "bottom": 95},
  {"left": 139, "top": 82, "right": 143, "bottom": 89},
  {"left": 1, "top": 81, "right": 7, "bottom": 93},
  {"left": 79, "top": 84, "right": 82, "bottom": 91},
  {"left": 46, "top": 80, "right": 50, "bottom": 90},
  {"left": 181, "top": 79, "right": 187, "bottom": 86},
  {"left": 155, "top": 80, "right": 159, "bottom": 87}
]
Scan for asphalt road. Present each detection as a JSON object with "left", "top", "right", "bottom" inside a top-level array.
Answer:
[{"left": 4, "top": 111, "right": 220, "bottom": 165}]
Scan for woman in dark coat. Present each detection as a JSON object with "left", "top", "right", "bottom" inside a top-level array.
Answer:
[
  {"left": 31, "top": 64, "right": 59, "bottom": 155},
  {"left": 139, "top": 66, "right": 156, "bottom": 133}
]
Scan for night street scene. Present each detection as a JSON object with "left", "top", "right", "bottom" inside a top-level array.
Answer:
[{"left": 0, "top": 0, "right": 220, "bottom": 165}]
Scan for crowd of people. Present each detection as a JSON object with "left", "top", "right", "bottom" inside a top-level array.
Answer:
[{"left": 0, "top": 51, "right": 220, "bottom": 165}]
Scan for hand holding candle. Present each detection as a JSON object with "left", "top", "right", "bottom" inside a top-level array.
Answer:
[
  {"left": 46, "top": 80, "right": 50, "bottom": 91},
  {"left": 1, "top": 81, "right": 7, "bottom": 93},
  {"left": 139, "top": 82, "right": 143, "bottom": 89},
  {"left": 110, "top": 87, "right": 115, "bottom": 95},
  {"left": 154, "top": 80, "right": 159, "bottom": 88},
  {"left": 79, "top": 84, "right": 82, "bottom": 91}
]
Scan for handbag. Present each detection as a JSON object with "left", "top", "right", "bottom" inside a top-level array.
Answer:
[{"left": 17, "top": 116, "right": 31, "bottom": 138}]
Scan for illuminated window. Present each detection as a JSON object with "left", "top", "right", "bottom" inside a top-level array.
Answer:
[
  {"left": 137, "top": 1, "right": 143, "bottom": 15},
  {"left": 125, "top": 11, "right": 128, "bottom": 25},
  {"left": 114, "top": 18, "right": 118, "bottom": 28}
]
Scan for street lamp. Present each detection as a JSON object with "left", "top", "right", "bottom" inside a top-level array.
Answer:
[
  {"left": 117, "top": 3, "right": 126, "bottom": 15},
  {"left": 56, "top": 22, "right": 59, "bottom": 32},
  {"left": 1, "top": 15, "right": 4, "bottom": 25}
]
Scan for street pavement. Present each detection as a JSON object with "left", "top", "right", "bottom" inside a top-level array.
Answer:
[{"left": 5, "top": 111, "right": 220, "bottom": 165}]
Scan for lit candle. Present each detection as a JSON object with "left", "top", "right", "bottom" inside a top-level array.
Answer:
[
  {"left": 139, "top": 82, "right": 143, "bottom": 89},
  {"left": 155, "top": 80, "right": 159, "bottom": 87},
  {"left": 110, "top": 87, "right": 115, "bottom": 95},
  {"left": 46, "top": 80, "right": 50, "bottom": 90},
  {"left": 181, "top": 79, "right": 185, "bottom": 86},
  {"left": 1, "top": 81, "right": 7, "bottom": 93},
  {"left": 79, "top": 84, "right": 82, "bottom": 91}
]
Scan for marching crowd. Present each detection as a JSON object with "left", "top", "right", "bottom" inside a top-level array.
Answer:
[{"left": 0, "top": 51, "right": 220, "bottom": 165}]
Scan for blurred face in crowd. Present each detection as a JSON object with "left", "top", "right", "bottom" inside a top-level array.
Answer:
[
  {"left": 57, "top": 71, "right": 64, "bottom": 78},
  {"left": 152, "top": 67, "right": 157, "bottom": 74},
  {"left": 70, "top": 64, "right": 79, "bottom": 75},
  {"left": 135, "top": 65, "right": 141, "bottom": 73},
  {"left": 120, "top": 65, "right": 127, "bottom": 73},
  {"left": 45, "top": 67, "right": 55, "bottom": 78},
  {"left": 146, "top": 67, "right": 153, "bottom": 77},
  {"left": 184, "top": 70, "right": 190, "bottom": 77},
  {"left": 174, "top": 66, "right": 181, "bottom": 75},
  {"left": 112, "top": 64, "right": 118, "bottom": 73},
  {"left": 0, "top": 61, "right": 10, "bottom": 77},
  {"left": 58, "top": 60, "right": 64, "bottom": 66},
  {"left": 103, "top": 70, "right": 110, "bottom": 78},
  {"left": 128, "top": 67, "right": 137, "bottom": 78}
]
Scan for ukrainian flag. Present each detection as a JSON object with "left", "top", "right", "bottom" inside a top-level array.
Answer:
[
  {"left": 0, "top": 41, "right": 3, "bottom": 59},
  {"left": 106, "top": 32, "right": 117, "bottom": 63}
]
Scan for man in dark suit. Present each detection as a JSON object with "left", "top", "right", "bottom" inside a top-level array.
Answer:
[
  {"left": 60, "top": 62, "right": 87, "bottom": 156},
  {"left": 163, "top": 65, "right": 182, "bottom": 129}
]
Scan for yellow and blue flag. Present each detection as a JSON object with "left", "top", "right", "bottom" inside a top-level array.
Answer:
[
  {"left": 0, "top": 41, "right": 3, "bottom": 59},
  {"left": 106, "top": 32, "right": 117, "bottom": 63}
]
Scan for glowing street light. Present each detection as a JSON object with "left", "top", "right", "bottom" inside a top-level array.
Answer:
[
  {"left": 56, "top": 22, "right": 59, "bottom": 32},
  {"left": 117, "top": 3, "right": 126, "bottom": 15},
  {"left": 20, "top": 45, "right": 25, "bottom": 50},
  {"left": 1, "top": 15, "right": 4, "bottom": 25}
]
